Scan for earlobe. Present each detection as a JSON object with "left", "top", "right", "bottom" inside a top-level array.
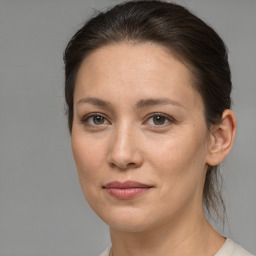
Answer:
[{"left": 206, "top": 109, "right": 236, "bottom": 166}]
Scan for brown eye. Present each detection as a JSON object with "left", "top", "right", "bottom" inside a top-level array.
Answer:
[
  {"left": 144, "top": 113, "right": 174, "bottom": 127},
  {"left": 153, "top": 115, "right": 166, "bottom": 125},
  {"left": 93, "top": 115, "right": 105, "bottom": 125},
  {"left": 81, "top": 113, "right": 109, "bottom": 127}
]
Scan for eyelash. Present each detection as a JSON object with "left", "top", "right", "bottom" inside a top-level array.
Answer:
[
  {"left": 80, "top": 112, "right": 175, "bottom": 128},
  {"left": 80, "top": 112, "right": 110, "bottom": 127},
  {"left": 144, "top": 113, "right": 175, "bottom": 127}
]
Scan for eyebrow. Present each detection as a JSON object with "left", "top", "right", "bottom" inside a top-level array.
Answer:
[
  {"left": 77, "top": 97, "right": 111, "bottom": 107},
  {"left": 135, "top": 98, "right": 185, "bottom": 109},
  {"left": 76, "top": 97, "right": 185, "bottom": 109}
]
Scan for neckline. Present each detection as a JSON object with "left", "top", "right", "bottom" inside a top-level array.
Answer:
[{"left": 102, "top": 238, "right": 245, "bottom": 256}]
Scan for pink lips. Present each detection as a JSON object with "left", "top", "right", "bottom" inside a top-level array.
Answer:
[{"left": 103, "top": 181, "right": 153, "bottom": 200}]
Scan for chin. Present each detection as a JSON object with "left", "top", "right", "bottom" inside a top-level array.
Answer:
[
  {"left": 96, "top": 206, "right": 160, "bottom": 233},
  {"left": 108, "top": 219, "right": 153, "bottom": 233}
]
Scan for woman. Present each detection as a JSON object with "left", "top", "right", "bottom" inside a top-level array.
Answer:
[{"left": 63, "top": 1, "right": 253, "bottom": 255}]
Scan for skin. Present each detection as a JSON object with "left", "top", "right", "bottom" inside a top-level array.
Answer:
[{"left": 71, "top": 43, "right": 236, "bottom": 256}]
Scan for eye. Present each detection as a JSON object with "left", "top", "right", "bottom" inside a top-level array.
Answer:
[
  {"left": 81, "top": 113, "right": 109, "bottom": 126},
  {"left": 145, "top": 113, "right": 174, "bottom": 126}
]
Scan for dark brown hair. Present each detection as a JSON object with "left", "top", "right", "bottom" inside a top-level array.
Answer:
[{"left": 64, "top": 0, "right": 231, "bottom": 220}]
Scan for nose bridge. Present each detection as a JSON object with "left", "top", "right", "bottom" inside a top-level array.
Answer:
[{"left": 108, "top": 120, "right": 142, "bottom": 169}]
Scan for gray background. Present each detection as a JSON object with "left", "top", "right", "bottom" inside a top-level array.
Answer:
[{"left": 0, "top": 0, "right": 255, "bottom": 255}]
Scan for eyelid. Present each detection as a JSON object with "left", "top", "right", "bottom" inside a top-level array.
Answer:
[
  {"left": 143, "top": 112, "right": 176, "bottom": 126},
  {"left": 80, "top": 112, "right": 176, "bottom": 127},
  {"left": 80, "top": 112, "right": 111, "bottom": 126}
]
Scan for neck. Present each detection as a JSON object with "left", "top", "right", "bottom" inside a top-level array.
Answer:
[{"left": 109, "top": 210, "right": 225, "bottom": 256}]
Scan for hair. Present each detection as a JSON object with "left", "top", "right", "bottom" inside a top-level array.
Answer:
[{"left": 63, "top": 0, "right": 231, "bottom": 221}]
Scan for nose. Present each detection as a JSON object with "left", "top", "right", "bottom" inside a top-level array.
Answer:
[{"left": 107, "top": 124, "right": 143, "bottom": 170}]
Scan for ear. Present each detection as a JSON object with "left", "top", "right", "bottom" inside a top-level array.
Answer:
[{"left": 206, "top": 109, "right": 236, "bottom": 166}]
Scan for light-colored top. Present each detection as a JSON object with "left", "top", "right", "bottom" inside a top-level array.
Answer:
[
  {"left": 98, "top": 238, "right": 254, "bottom": 256},
  {"left": 215, "top": 239, "right": 254, "bottom": 256}
]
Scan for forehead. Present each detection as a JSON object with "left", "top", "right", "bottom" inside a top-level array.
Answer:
[
  {"left": 77, "top": 42, "right": 192, "bottom": 82},
  {"left": 75, "top": 42, "right": 201, "bottom": 110}
]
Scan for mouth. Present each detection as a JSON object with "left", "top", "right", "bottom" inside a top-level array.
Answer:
[{"left": 103, "top": 181, "right": 153, "bottom": 200}]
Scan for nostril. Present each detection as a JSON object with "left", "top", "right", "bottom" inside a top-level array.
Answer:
[
  {"left": 127, "top": 162, "right": 136, "bottom": 167},
  {"left": 109, "top": 162, "right": 115, "bottom": 168},
  {"left": 107, "top": 142, "right": 143, "bottom": 170},
  {"left": 108, "top": 160, "right": 137, "bottom": 170}
]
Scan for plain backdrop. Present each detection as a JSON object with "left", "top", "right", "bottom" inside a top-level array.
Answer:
[{"left": 0, "top": 0, "right": 255, "bottom": 255}]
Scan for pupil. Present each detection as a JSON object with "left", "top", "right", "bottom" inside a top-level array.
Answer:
[
  {"left": 93, "top": 116, "right": 104, "bottom": 124},
  {"left": 153, "top": 116, "right": 165, "bottom": 125}
]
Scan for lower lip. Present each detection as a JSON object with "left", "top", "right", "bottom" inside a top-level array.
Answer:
[{"left": 105, "top": 187, "right": 151, "bottom": 200}]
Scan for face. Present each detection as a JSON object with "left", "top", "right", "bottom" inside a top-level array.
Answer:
[{"left": 71, "top": 43, "right": 211, "bottom": 232}]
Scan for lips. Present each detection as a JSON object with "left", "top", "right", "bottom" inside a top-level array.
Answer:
[{"left": 103, "top": 181, "right": 153, "bottom": 200}]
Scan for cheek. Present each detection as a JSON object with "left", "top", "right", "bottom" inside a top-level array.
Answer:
[
  {"left": 148, "top": 129, "right": 207, "bottom": 170},
  {"left": 71, "top": 131, "right": 107, "bottom": 188},
  {"left": 146, "top": 128, "right": 208, "bottom": 202}
]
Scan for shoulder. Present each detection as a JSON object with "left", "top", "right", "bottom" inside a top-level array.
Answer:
[
  {"left": 97, "top": 247, "right": 111, "bottom": 256},
  {"left": 215, "top": 238, "right": 254, "bottom": 256},
  {"left": 97, "top": 240, "right": 254, "bottom": 256}
]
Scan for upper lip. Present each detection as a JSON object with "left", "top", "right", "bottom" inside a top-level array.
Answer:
[{"left": 103, "top": 181, "right": 153, "bottom": 189}]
